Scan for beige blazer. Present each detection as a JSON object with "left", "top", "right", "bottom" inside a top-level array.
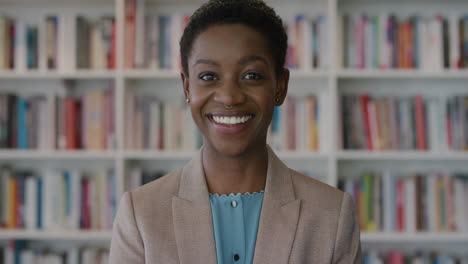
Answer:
[{"left": 109, "top": 146, "right": 362, "bottom": 263}]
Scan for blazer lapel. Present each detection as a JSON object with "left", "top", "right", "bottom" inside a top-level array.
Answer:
[
  {"left": 172, "top": 149, "right": 217, "bottom": 264},
  {"left": 253, "top": 146, "right": 301, "bottom": 264}
]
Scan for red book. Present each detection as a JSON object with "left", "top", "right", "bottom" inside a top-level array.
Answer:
[
  {"left": 407, "top": 21, "right": 414, "bottom": 68},
  {"left": 398, "top": 23, "right": 404, "bottom": 68},
  {"left": 109, "top": 20, "right": 116, "bottom": 69},
  {"left": 414, "top": 95, "right": 427, "bottom": 150},
  {"left": 108, "top": 85, "right": 115, "bottom": 149},
  {"left": 125, "top": 0, "right": 136, "bottom": 68},
  {"left": 387, "top": 251, "right": 404, "bottom": 264},
  {"left": 65, "top": 98, "right": 78, "bottom": 149},
  {"left": 81, "top": 178, "right": 90, "bottom": 229},
  {"left": 360, "top": 94, "right": 373, "bottom": 150},
  {"left": 445, "top": 175, "right": 455, "bottom": 231},
  {"left": 396, "top": 179, "right": 405, "bottom": 232},
  {"left": 9, "top": 178, "right": 18, "bottom": 229}
]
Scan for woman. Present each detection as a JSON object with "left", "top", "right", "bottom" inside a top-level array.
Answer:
[{"left": 109, "top": 0, "right": 361, "bottom": 263}]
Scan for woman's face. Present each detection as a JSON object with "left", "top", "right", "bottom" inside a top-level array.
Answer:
[{"left": 181, "top": 23, "right": 289, "bottom": 156}]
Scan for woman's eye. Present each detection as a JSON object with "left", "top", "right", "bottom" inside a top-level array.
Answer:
[
  {"left": 199, "top": 72, "right": 218, "bottom": 81},
  {"left": 243, "top": 72, "right": 263, "bottom": 80}
]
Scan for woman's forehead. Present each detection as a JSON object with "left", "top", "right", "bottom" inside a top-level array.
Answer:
[{"left": 189, "top": 23, "right": 273, "bottom": 64}]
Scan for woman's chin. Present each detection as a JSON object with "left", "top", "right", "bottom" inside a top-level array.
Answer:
[{"left": 204, "top": 138, "right": 266, "bottom": 158}]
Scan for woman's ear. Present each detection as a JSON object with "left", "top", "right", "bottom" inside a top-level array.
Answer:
[
  {"left": 274, "top": 68, "right": 290, "bottom": 106},
  {"left": 181, "top": 71, "right": 190, "bottom": 100}
]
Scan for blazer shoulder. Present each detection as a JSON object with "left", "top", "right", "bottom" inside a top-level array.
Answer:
[
  {"left": 289, "top": 168, "right": 345, "bottom": 209},
  {"left": 129, "top": 167, "right": 182, "bottom": 205}
]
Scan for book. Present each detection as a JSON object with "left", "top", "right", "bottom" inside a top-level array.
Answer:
[
  {"left": 0, "top": 166, "right": 116, "bottom": 231},
  {"left": 342, "top": 13, "right": 468, "bottom": 69},
  {"left": 339, "top": 170, "right": 468, "bottom": 232},
  {"left": 342, "top": 94, "right": 433, "bottom": 151}
]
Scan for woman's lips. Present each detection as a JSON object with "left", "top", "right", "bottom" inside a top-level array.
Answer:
[{"left": 206, "top": 113, "right": 255, "bottom": 135}]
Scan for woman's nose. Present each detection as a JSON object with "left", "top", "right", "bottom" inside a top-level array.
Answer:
[{"left": 213, "top": 79, "right": 246, "bottom": 107}]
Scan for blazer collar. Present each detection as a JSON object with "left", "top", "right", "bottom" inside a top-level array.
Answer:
[{"left": 172, "top": 145, "right": 300, "bottom": 264}]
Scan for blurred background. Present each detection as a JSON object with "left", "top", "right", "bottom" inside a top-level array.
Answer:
[{"left": 0, "top": 0, "right": 467, "bottom": 262}]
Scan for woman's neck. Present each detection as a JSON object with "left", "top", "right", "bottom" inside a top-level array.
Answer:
[{"left": 202, "top": 144, "right": 268, "bottom": 195}]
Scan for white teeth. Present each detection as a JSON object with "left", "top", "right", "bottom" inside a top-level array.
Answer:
[{"left": 212, "top": 115, "right": 252, "bottom": 125}]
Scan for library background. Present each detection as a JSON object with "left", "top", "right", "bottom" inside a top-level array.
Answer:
[{"left": 0, "top": 0, "right": 467, "bottom": 262}]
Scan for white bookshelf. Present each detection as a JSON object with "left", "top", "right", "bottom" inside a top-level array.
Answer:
[
  {"left": 0, "top": 230, "right": 112, "bottom": 241},
  {"left": 0, "top": 0, "right": 467, "bottom": 255},
  {"left": 337, "top": 69, "right": 468, "bottom": 79}
]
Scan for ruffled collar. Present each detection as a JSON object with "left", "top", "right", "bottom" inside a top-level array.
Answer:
[{"left": 209, "top": 190, "right": 265, "bottom": 197}]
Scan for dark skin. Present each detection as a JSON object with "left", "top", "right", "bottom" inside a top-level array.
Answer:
[{"left": 181, "top": 23, "right": 289, "bottom": 195}]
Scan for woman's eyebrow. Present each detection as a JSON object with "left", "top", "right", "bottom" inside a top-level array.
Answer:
[
  {"left": 192, "top": 59, "right": 220, "bottom": 67},
  {"left": 239, "top": 55, "right": 269, "bottom": 66}
]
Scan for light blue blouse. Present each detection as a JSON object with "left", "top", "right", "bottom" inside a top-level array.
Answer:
[{"left": 209, "top": 191, "right": 265, "bottom": 264}]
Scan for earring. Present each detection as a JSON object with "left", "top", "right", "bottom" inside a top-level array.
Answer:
[
  {"left": 275, "top": 97, "right": 280, "bottom": 103},
  {"left": 186, "top": 98, "right": 190, "bottom": 103}
]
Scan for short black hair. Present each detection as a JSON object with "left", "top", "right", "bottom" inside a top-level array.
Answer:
[{"left": 180, "top": 0, "right": 288, "bottom": 76}]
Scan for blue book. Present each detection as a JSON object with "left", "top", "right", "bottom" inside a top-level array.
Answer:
[
  {"left": 64, "top": 171, "right": 71, "bottom": 218},
  {"left": 26, "top": 27, "right": 38, "bottom": 69},
  {"left": 13, "top": 240, "right": 27, "bottom": 264},
  {"left": 17, "top": 98, "right": 28, "bottom": 149},
  {"left": 37, "top": 177, "right": 43, "bottom": 229}
]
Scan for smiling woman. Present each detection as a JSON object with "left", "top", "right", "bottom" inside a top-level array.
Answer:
[{"left": 109, "top": 0, "right": 361, "bottom": 263}]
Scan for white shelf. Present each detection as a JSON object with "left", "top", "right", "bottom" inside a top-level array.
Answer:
[
  {"left": 337, "top": 69, "right": 468, "bottom": 79},
  {"left": 0, "top": 150, "right": 117, "bottom": 160},
  {"left": 123, "top": 70, "right": 180, "bottom": 79},
  {"left": 290, "top": 70, "right": 329, "bottom": 78},
  {"left": 0, "top": 230, "right": 112, "bottom": 241},
  {"left": 336, "top": 151, "right": 468, "bottom": 161},
  {"left": 0, "top": 70, "right": 115, "bottom": 80},
  {"left": 123, "top": 150, "right": 196, "bottom": 160},
  {"left": 277, "top": 151, "right": 329, "bottom": 160},
  {"left": 361, "top": 232, "right": 468, "bottom": 243}
]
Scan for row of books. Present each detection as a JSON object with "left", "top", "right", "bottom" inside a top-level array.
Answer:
[
  {"left": 445, "top": 95, "right": 468, "bottom": 151},
  {"left": 0, "top": 15, "right": 64, "bottom": 71},
  {"left": 285, "top": 14, "right": 329, "bottom": 70},
  {"left": 341, "top": 94, "right": 429, "bottom": 151},
  {"left": 124, "top": 0, "right": 189, "bottom": 70},
  {"left": 0, "top": 83, "right": 116, "bottom": 150},
  {"left": 268, "top": 95, "right": 320, "bottom": 151},
  {"left": 125, "top": 94, "right": 202, "bottom": 151},
  {"left": 0, "top": 14, "right": 115, "bottom": 72},
  {"left": 0, "top": 166, "right": 117, "bottom": 230},
  {"left": 338, "top": 171, "right": 468, "bottom": 233},
  {"left": 363, "top": 251, "right": 468, "bottom": 264},
  {"left": 342, "top": 94, "right": 468, "bottom": 151},
  {"left": 0, "top": 241, "right": 108, "bottom": 264},
  {"left": 76, "top": 16, "right": 116, "bottom": 70},
  {"left": 342, "top": 13, "right": 468, "bottom": 70}
]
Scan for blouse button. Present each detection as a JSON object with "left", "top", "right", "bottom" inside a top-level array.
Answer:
[
  {"left": 231, "top": 200, "right": 238, "bottom": 208},
  {"left": 233, "top": 254, "right": 240, "bottom": 261}
]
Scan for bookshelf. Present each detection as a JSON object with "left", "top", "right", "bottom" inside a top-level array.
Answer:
[{"left": 0, "top": 0, "right": 468, "bottom": 261}]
